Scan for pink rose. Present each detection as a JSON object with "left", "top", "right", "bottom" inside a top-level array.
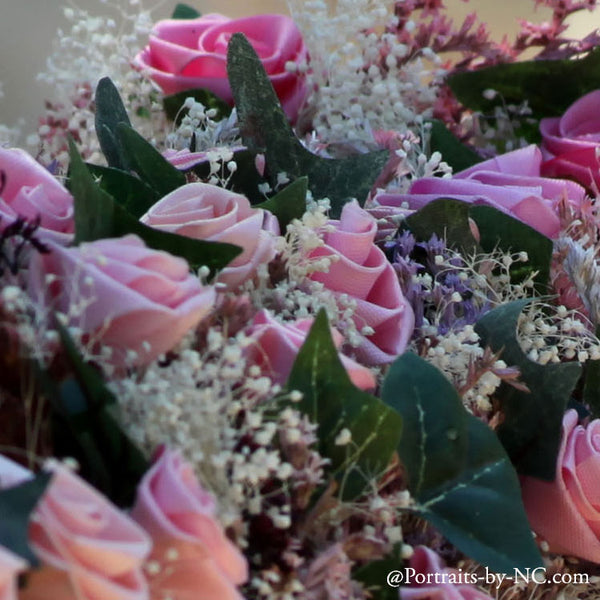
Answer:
[
  {"left": 374, "top": 145, "right": 587, "bottom": 239},
  {"left": 140, "top": 182, "right": 279, "bottom": 291},
  {"left": 0, "top": 547, "right": 26, "bottom": 600},
  {"left": 28, "top": 235, "right": 216, "bottom": 366},
  {"left": 401, "top": 546, "right": 492, "bottom": 600},
  {"left": 244, "top": 309, "right": 376, "bottom": 392},
  {"left": 131, "top": 447, "right": 247, "bottom": 600},
  {"left": 0, "top": 147, "right": 73, "bottom": 244},
  {"left": 309, "top": 200, "right": 414, "bottom": 365},
  {"left": 134, "top": 13, "right": 308, "bottom": 122},
  {"left": 0, "top": 454, "right": 151, "bottom": 600},
  {"left": 521, "top": 409, "right": 600, "bottom": 563},
  {"left": 541, "top": 89, "right": 600, "bottom": 191}
]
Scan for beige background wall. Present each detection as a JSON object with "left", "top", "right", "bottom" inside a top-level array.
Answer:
[{"left": 0, "top": 0, "right": 596, "bottom": 131}]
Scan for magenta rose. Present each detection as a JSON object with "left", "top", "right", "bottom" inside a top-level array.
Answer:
[
  {"left": 521, "top": 409, "right": 600, "bottom": 563},
  {"left": 27, "top": 235, "right": 216, "bottom": 367},
  {"left": 131, "top": 447, "right": 247, "bottom": 600},
  {"left": 244, "top": 309, "right": 376, "bottom": 391},
  {"left": 308, "top": 200, "right": 414, "bottom": 365},
  {"left": 0, "top": 147, "right": 73, "bottom": 244},
  {"left": 134, "top": 13, "right": 308, "bottom": 122},
  {"left": 541, "top": 89, "right": 600, "bottom": 191},
  {"left": 401, "top": 546, "right": 492, "bottom": 599},
  {"left": 0, "top": 454, "right": 151, "bottom": 600},
  {"left": 140, "top": 182, "right": 279, "bottom": 291},
  {"left": 374, "top": 145, "right": 587, "bottom": 239}
]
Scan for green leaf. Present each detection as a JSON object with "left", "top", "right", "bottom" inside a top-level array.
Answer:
[
  {"left": 286, "top": 310, "right": 403, "bottom": 499},
  {"left": 428, "top": 120, "right": 482, "bottom": 172},
  {"left": 94, "top": 77, "right": 132, "bottom": 170},
  {"left": 474, "top": 299, "right": 582, "bottom": 479},
  {"left": 447, "top": 48, "right": 600, "bottom": 126},
  {"left": 353, "top": 544, "right": 404, "bottom": 600},
  {"left": 116, "top": 124, "right": 186, "bottom": 197},
  {"left": 381, "top": 352, "right": 543, "bottom": 573},
  {"left": 255, "top": 177, "right": 307, "bottom": 230},
  {"left": 471, "top": 205, "right": 553, "bottom": 290},
  {"left": 583, "top": 358, "right": 600, "bottom": 419},
  {"left": 227, "top": 33, "right": 388, "bottom": 218},
  {"left": 171, "top": 3, "right": 201, "bottom": 19},
  {"left": 0, "top": 472, "right": 52, "bottom": 565},
  {"left": 163, "top": 88, "right": 231, "bottom": 124},
  {"left": 68, "top": 139, "right": 242, "bottom": 275},
  {"left": 85, "top": 163, "right": 159, "bottom": 218}
]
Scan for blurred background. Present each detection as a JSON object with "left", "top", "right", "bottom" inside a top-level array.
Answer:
[{"left": 0, "top": 0, "right": 596, "bottom": 129}]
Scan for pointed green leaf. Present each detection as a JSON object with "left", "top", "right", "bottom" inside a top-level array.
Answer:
[
  {"left": 227, "top": 33, "right": 388, "bottom": 218},
  {"left": 163, "top": 88, "right": 231, "bottom": 124},
  {"left": 94, "top": 77, "right": 132, "bottom": 170},
  {"left": 0, "top": 471, "right": 52, "bottom": 565},
  {"left": 353, "top": 544, "right": 404, "bottom": 600},
  {"left": 381, "top": 352, "right": 543, "bottom": 573},
  {"left": 428, "top": 120, "right": 482, "bottom": 172},
  {"left": 583, "top": 358, "right": 600, "bottom": 419},
  {"left": 68, "top": 139, "right": 242, "bottom": 275},
  {"left": 171, "top": 3, "right": 201, "bottom": 19},
  {"left": 255, "top": 177, "right": 307, "bottom": 230},
  {"left": 286, "top": 310, "right": 402, "bottom": 499},
  {"left": 475, "top": 299, "right": 581, "bottom": 479}
]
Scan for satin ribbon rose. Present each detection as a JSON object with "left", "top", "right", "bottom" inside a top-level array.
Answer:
[
  {"left": 374, "top": 145, "right": 586, "bottom": 239},
  {"left": 0, "top": 454, "right": 151, "bottom": 600},
  {"left": 0, "top": 547, "right": 26, "bottom": 600},
  {"left": 0, "top": 147, "right": 73, "bottom": 244},
  {"left": 244, "top": 309, "right": 376, "bottom": 392},
  {"left": 540, "top": 89, "right": 600, "bottom": 191},
  {"left": 308, "top": 200, "right": 414, "bottom": 365},
  {"left": 131, "top": 447, "right": 247, "bottom": 600},
  {"left": 521, "top": 409, "right": 600, "bottom": 563},
  {"left": 140, "top": 182, "right": 279, "bottom": 292},
  {"left": 134, "top": 13, "right": 308, "bottom": 122},
  {"left": 27, "top": 235, "right": 216, "bottom": 367}
]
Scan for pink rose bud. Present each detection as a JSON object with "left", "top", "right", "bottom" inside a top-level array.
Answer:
[
  {"left": 0, "top": 147, "right": 74, "bottom": 245},
  {"left": 244, "top": 309, "right": 376, "bottom": 392},
  {"left": 309, "top": 200, "right": 415, "bottom": 365},
  {"left": 131, "top": 447, "right": 247, "bottom": 600},
  {"left": 540, "top": 89, "right": 600, "bottom": 191},
  {"left": 27, "top": 235, "right": 216, "bottom": 367},
  {"left": 521, "top": 409, "right": 600, "bottom": 563},
  {"left": 374, "top": 145, "right": 587, "bottom": 239},
  {"left": 134, "top": 13, "right": 308, "bottom": 122},
  {"left": 140, "top": 182, "right": 279, "bottom": 292}
]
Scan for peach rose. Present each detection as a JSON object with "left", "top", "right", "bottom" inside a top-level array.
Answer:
[
  {"left": 309, "top": 200, "right": 414, "bottom": 365},
  {"left": 0, "top": 547, "right": 26, "bottom": 600},
  {"left": 0, "top": 454, "right": 151, "bottom": 600},
  {"left": 140, "top": 182, "right": 279, "bottom": 291},
  {"left": 521, "top": 409, "right": 600, "bottom": 563},
  {"left": 131, "top": 447, "right": 247, "bottom": 600},
  {"left": 0, "top": 147, "right": 73, "bottom": 245},
  {"left": 134, "top": 13, "right": 308, "bottom": 122},
  {"left": 244, "top": 309, "right": 376, "bottom": 391},
  {"left": 27, "top": 235, "right": 216, "bottom": 366}
]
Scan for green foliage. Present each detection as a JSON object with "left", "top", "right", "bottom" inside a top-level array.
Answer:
[
  {"left": 163, "top": 88, "right": 231, "bottom": 124},
  {"left": 286, "top": 310, "right": 402, "bottom": 499},
  {"left": 171, "top": 3, "right": 201, "bottom": 19},
  {"left": 475, "top": 300, "right": 582, "bottom": 479},
  {"left": 381, "top": 352, "right": 543, "bottom": 573},
  {"left": 428, "top": 120, "right": 482, "bottom": 172},
  {"left": 226, "top": 33, "right": 388, "bottom": 218},
  {"left": 255, "top": 177, "right": 308, "bottom": 230}
]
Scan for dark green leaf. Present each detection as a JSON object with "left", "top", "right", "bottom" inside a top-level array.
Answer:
[
  {"left": 353, "top": 544, "right": 404, "bottom": 600},
  {"left": 116, "top": 124, "right": 186, "bottom": 197},
  {"left": 448, "top": 48, "right": 600, "bottom": 124},
  {"left": 286, "top": 310, "right": 402, "bottom": 499},
  {"left": 583, "top": 358, "right": 600, "bottom": 419},
  {"left": 85, "top": 163, "right": 159, "bottom": 218},
  {"left": 171, "top": 3, "right": 201, "bottom": 19},
  {"left": 428, "top": 120, "right": 482, "bottom": 172},
  {"left": 227, "top": 33, "right": 388, "bottom": 218},
  {"left": 0, "top": 472, "right": 51, "bottom": 565},
  {"left": 381, "top": 352, "right": 543, "bottom": 573},
  {"left": 94, "top": 77, "right": 132, "bottom": 170},
  {"left": 69, "top": 139, "right": 242, "bottom": 275},
  {"left": 163, "top": 88, "right": 231, "bottom": 124},
  {"left": 255, "top": 177, "right": 307, "bottom": 230},
  {"left": 471, "top": 205, "right": 553, "bottom": 290},
  {"left": 475, "top": 299, "right": 582, "bottom": 479}
]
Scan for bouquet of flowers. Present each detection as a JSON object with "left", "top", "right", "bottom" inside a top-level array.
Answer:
[{"left": 4, "top": 0, "right": 600, "bottom": 598}]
